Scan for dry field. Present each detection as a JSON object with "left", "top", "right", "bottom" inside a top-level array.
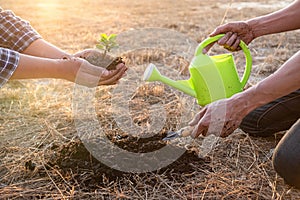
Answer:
[{"left": 1, "top": 0, "right": 300, "bottom": 199}]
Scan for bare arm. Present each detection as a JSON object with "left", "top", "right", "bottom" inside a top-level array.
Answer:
[
  {"left": 248, "top": 0, "right": 300, "bottom": 38},
  {"left": 236, "top": 50, "right": 300, "bottom": 114},
  {"left": 11, "top": 54, "right": 78, "bottom": 81},
  {"left": 22, "top": 39, "right": 71, "bottom": 59},
  {"left": 10, "top": 54, "right": 128, "bottom": 87}
]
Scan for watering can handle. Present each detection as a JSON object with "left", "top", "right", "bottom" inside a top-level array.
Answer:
[{"left": 195, "top": 34, "right": 252, "bottom": 88}]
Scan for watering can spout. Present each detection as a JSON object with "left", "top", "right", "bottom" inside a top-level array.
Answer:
[{"left": 143, "top": 63, "right": 196, "bottom": 98}]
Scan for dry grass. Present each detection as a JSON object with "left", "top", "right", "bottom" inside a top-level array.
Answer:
[{"left": 1, "top": 0, "right": 300, "bottom": 199}]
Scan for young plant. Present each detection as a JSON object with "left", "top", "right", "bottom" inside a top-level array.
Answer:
[{"left": 96, "top": 33, "right": 119, "bottom": 57}]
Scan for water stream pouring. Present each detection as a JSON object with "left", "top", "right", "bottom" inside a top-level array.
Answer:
[{"left": 143, "top": 34, "right": 252, "bottom": 106}]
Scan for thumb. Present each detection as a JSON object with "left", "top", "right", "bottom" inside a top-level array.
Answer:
[
  {"left": 99, "top": 68, "right": 110, "bottom": 77},
  {"left": 189, "top": 108, "right": 206, "bottom": 126},
  {"left": 209, "top": 22, "right": 235, "bottom": 37},
  {"left": 209, "top": 27, "right": 224, "bottom": 37}
]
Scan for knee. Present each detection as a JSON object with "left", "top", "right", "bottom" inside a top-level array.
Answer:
[{"left": 273, "top": 147, "right": 300, "bottom": 189}]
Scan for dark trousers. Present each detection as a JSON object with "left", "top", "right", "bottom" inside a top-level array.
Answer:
[{"left": 240, "top": 89, "right": 300, "bottom": 189}]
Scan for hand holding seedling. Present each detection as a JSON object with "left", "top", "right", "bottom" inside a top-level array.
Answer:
[
  {"left": 74, "top": 57, "right": 127, "bottom": 87},
  {"left": 12, "top": 54, "right": 127, "bottom": 88},
  {"left": 72, "top": 33, "right": 127, "bottom": 86}
]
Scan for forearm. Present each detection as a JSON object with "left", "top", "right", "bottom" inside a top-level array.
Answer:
[
  {"left": 232, "top": 50, "right": 300, "bottom": 115},
  {"left": 22, "top": 39, "right": 71, "bottom": 59},
  {"left": 11, "top": 53, "right": 80, "bottom": 82},
  {"left": 247, "top": 0, "right": 300, "bottom": 38}
]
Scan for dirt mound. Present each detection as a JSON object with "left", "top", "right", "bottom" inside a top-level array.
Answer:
[{"left": 47, "top": 137, "right": 210, "bottom": 190}]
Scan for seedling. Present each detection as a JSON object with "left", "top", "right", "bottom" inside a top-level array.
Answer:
[
  {"left": 96, "top": 33, "right": 119, "bottom": 57},
  {"left": 88, "top": 33, "right": 124, "bottom": 70}
]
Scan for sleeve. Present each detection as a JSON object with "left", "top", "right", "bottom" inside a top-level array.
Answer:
[
  {"left": 0, "top": 48, "right": 20, "bottom": 88},
  {"left": 0, "top": 9, "right": 42, "bottom": 52}
]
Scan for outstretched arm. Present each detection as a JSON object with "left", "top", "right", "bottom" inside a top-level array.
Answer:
[
  {"left": 10, "top": 53, "right": 127, "bottom": 87},
  {"left": 22, "top": 39, "right": 71, "bottom": 59},
  {"left": 0, "top": 8, "right": 128, "bottom": 88}
]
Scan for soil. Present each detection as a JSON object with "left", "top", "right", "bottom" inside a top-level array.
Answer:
[
  {"left": 85, "top": 54, "right": 124, "bottom": 71},
  {"left": 77, "top": 49, "right": 125, "bottom": 70},
  {"left": 0, "top": 0, "right": 300, "bottom": 199},
  {"left": 46, "top": 138, "right": 210, "bottom": 190}
]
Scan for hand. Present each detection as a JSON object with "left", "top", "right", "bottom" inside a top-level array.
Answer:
[
  {"left": 188, "top": 97, "right": 248, "bottom": 138},
  {"left": 204, "top": 21, "right": 255, "bottom": 53},
  {"left": 73, "top": 49, "right": 105, "bottom": 60},
  {"left": 72, "top": 49, "right": 128, "bottom": 86},
  {"left": 71, "top": 58, "right": 127, "bottom": 87}
]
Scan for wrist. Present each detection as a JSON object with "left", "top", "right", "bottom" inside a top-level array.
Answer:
[
  {"left": 246, "top": 18, "right": 263, "bottom": 39},
  {"left": 56, "top": 58, "right": 82, "bottom": 82},
  {"left": 229, "top": 87, "right": 268, "bottom": 117}
]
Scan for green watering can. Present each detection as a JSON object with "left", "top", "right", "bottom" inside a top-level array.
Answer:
[{"left": 143, "top": 34, "right": 252, "bottom": 106}]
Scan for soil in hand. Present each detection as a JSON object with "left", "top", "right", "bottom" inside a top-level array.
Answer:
[{"left": 78, "top": 49, "right": 124, "bottom": 70}]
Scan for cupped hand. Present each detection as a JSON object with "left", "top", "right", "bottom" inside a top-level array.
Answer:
[
  {"left": 97, "top": 62, "right": 127, "bottom": 85},
  {"left": 203, "top": 21, "right": 255, "bottom": 53},
  {"left": 74, "top": 58, "right": 127, "bottom": 87},
  {"left": 188, "top": 97, "right": 249, "bottom": 138}
]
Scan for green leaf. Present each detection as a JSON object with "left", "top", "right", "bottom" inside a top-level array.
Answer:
[
  {"left": 96, "top": 44, "right": 105, "bottom": 50},
  {"left": 108, "top": 34, "right": 117, "bottom": 41},
  {"left": 100, "top": 37, "right": 108, "bottom": 44},
  {"left": 100, "top": 33, "right": 108, "bottom": 40}
]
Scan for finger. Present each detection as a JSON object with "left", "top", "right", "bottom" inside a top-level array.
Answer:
[
  {"left": 203, "top": 43, "right": 215, "bottom": 54},
  {"left": 225, "top": 33, "right": 238, "bottom": 47},
  {"left": 218, "top": 32, "right": 233, "bottom": 45},
  {"left": 220, "top": 122, "right": 238, "bottom": 137},
  {"left": 231, "top": 37, "right": 241, "bottom": 51},
  {"left": 98, "top": 65, "right": 127, "bottom": 85},
  {"left": 188, "top": 108, "right": 207, "bottom": 126},
  {"left": 117, "top": 64, "right": 128, "bottom": 76},
  {"left": 191, "top": 124, "right": 201, "bottom": 138},
  {"left": 116, "top": 62, "right": 127, "bottom": 70},
  {"left": 101, "top": 63, "right": 126, "bottom": 80},
  {"left": 99, "top": 69, "right": 125, "bottom": 85},
  {"left": 191, "top": 122, "right": 208, "bottom": 138},
  {"left": 221, "top": 128, "right": 234, "bottom": 138},
  {"left": 210, "top": 23, "right": 233, "bottom": 37}
]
